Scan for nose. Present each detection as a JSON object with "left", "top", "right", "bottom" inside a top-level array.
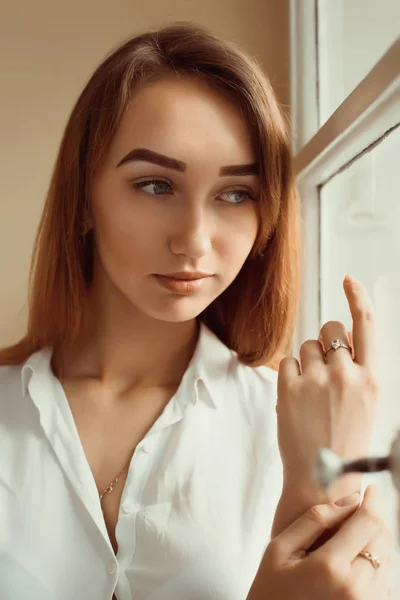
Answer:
[{"left": 168, "top": 204, "right": 212, "bottom": 259}]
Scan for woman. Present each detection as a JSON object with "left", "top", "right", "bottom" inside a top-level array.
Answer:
[{"left": 0, "top": 21, "right": 392, "bottom": 600}]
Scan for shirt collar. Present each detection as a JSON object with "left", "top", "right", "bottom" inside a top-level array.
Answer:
[
  {"left": 20, "top": 320, "right": 232, "bottom": 410},
  {"left": 21, "top": 347, "right": 52, "bottom": 400},
  {"left": 186, "top": 320, "right": 232, "bottom": 408}
]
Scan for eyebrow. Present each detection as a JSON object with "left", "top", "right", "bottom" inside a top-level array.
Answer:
[{"left": 116, "top": 147, "right": 259, "bottom": 176}]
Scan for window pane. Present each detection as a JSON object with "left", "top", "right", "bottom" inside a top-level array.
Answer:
[
  {"left": 320, "top": 125, "right": 400, "bottom": 593},
  {"left": 318, "top": 0, "right": 400, "bottom": 124}
]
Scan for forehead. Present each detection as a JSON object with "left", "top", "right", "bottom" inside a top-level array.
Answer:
[{"left": 108, "top": 75, "right": 257, "bottom": 165}]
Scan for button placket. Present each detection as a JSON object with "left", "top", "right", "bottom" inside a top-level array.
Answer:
[
  {"left": 120, "top": 442, "right": 151, "bottom": 515},
  {"left": 107, "top": 561, "right": 117, "bottom": 575},
  {"left": 116, "top": 435, "right": 158, "bottom": 562},
  {"left": 117, "top": 408, "right": 182, "bottom": 561}
]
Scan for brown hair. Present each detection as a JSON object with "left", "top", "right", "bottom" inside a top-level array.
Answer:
[{"left": 0, "top": 21, "right": 302, "bottom": 371}]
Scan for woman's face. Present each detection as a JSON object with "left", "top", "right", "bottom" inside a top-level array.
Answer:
[{"left": 89, "top": 74, "right": 260, "bottom": 323}]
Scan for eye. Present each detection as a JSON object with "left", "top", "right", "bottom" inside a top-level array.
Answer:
[
  {"left": 131, "top": 179, "right": 255, "bottom": 205},
  {"left": 132, "top": 179, "right": 172, "bottom": 195},
  {"left": 220, "top": 190, "right": 254, "bottom": 205}
]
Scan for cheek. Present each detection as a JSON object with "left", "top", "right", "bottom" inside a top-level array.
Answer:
[
  {"left": 223, "top": 212, "right": 258, "bottom": 259},
  {"left": 94, "top": 206, "right": 157, "bottom": 276}
]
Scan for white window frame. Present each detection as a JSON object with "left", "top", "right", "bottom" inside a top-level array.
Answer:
[{"left": 289, "top": 0, "right": 400, "bottom": 356}]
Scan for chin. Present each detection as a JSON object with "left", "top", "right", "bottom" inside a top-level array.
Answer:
[
  {"left": 138, "top": 297, "right": 213, "bottom": 324},
  {"left": 149, "top": 306, "right": 207, "bottom": 323}
]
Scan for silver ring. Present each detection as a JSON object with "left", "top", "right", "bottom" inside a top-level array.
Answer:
[
  {"left": 324, "top": 339, "right": 353, "bottom": 360},
  {"left": 358, "top": 549, "right": 381, "bottom": 570}
]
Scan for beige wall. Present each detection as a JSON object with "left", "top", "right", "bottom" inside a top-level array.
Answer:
[{"left": 0, "top": 0, "right": 290, "bottom": 346}]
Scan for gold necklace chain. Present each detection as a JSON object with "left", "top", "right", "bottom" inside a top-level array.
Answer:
[{"left": 99, "top": 460, "right": 131, "bottom": 502}]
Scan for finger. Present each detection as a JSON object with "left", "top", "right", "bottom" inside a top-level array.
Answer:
[
  {"left": 299, "top": 340, "right": 326, "bottom": 373},
  {"left": 319, "top": 321, "right": 353, "bottom": 367},
  {"left": 278, "top": 355, "right": 301, "bottom": 385},
  {"left": 350, "top": 560, "right": 390, "bottom": 598},
  {"left": 347, "top": 331, "right": 355, "bottom": 359},
  {"left": 272, "top": 495, "right": 361, "bottom": 560},
  {"left": 343, "top": 275, "right": 378, "bottom": 370},
  {"left": 351, "top": 526, "right": 392, "bottom": 583},
  {"left": 315, "top": 484, "right": 382, "bottom": 563}
]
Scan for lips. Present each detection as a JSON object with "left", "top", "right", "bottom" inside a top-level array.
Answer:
[
  {"left": 153, "top": 274, "right": 212, "bottom": 294},
  {"left": 160, "top": 273, "right": 213, "bottom": 280}
]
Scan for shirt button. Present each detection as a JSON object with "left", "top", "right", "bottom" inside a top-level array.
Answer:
[{"left": 107, "top": 561, "right": 117, "bottom": 575}]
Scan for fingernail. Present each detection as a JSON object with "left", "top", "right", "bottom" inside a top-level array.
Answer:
[
  {"left": 344, "top": 275, "right": 354, "bottom": 284},
  {"left": 335, "top": 492, "right": 360, "bottom": 506}
]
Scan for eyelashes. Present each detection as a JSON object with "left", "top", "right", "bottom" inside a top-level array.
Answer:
[
  {"left": 133, "top": 179, "right": 172, "bottom": 196},
  {"left": 131, "top": 178, "right": 256, "bottom": 205}
]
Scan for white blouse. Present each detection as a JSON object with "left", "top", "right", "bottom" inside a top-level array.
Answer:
[{"left": 0, "top": 321, "right": 283, "bottom": 600}]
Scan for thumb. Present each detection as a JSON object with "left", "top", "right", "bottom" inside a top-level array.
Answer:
[{"left": 273, "top": 493, "right": 360, "bottom": 559}]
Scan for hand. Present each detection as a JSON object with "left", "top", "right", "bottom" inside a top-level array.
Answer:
[
  {"left": 276, "top": 275, "right": 380, "bottom": 500},
  {"left": 248, "top": 485, "right": 393, "bottom": 600}
]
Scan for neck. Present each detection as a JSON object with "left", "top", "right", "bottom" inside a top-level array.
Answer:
[{"left": 53, "top": 288, "right": 200, "bottom": 396}]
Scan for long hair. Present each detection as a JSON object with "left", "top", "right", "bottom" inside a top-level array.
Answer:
[{"left": 0, "top": 21, "right": 302, "bottom": 371}]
